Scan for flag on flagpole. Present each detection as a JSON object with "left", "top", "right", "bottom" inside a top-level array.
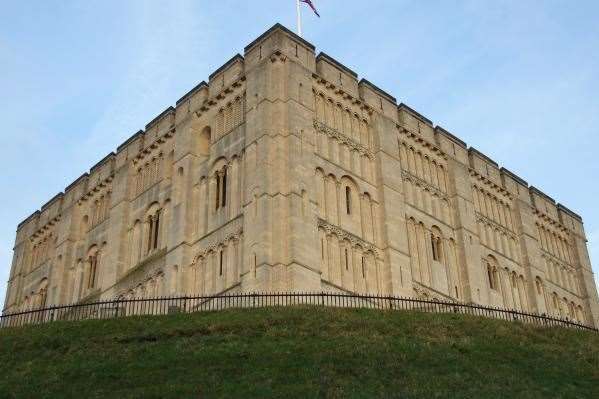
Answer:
[{"left": 300, "top": 0, "right": 320, "bottom": 17}]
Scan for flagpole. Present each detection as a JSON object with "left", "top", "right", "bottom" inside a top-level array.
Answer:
[{"left": 296, "top": 0, "right": 302, "bottom": 37}]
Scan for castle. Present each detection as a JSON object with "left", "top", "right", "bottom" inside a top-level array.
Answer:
[{"left": 3, "top": 24, "right": 599, "bottom": 327}]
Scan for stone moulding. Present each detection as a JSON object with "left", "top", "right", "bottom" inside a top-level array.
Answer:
[
  {"left": 191, "top": 228, "right": 244, "bottom": 266},
  {"left": 401, "top": 170, "right": 448, "bottom": 200},
  {"left": 475, "top": 212, "right": 517, "bottom": 240},
  {"left": 317, "top": 217, "right": 380, "bottom": 258},
  {"left": 313, "top": 120, "right": 374, "bottom": 159}
]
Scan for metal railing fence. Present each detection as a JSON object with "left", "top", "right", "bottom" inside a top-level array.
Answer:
[{"left": 1, "top": 292, "right": 596, "bottom": 332}]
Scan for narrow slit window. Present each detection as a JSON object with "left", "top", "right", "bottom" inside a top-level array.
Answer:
[
  {"left": 153, "top": 211, "right": 160, "bottom": 250},
  {"left": 431, "top": 235, "right": 440, "bottom": 261},
  {"left": 345, "top": 186, "right": 351, "bottom": 214},
  {"left": 147, "top": 216, "right": 154, "bottom": 253},
  {"left": 221, "top": 168, "right": 227, "bottom": 207},
  {"left": 361, "top": 257, "right": 365, "bottom": 278},
  {"left": 219, "top": 250, "right": 223, "bottom": 276},
  {"left": 345, "top": 248, "right": 349, "bottom": 270},
  {"left": 215, "top": 175, "right": 220, "bottom": 210}
]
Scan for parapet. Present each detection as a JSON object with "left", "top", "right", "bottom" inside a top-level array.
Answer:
[
  {"left": 208, "top": 54, "right": 245, "bottom": 97},
  {"left": 557, "top": 204, "right": 584, "bottom": 236},
  {"left": 398, "top": 103, "right": 434, "bottom": 142},
  {"left": 434, "top": 125, "right": 466, "bottom": 149},
  {"left": 14, "top": 22, "right": 587, "bottom": 241},
  {"left": 359, "top": 79, "right": 397, "bottom": 120},
  {"left": 175, "top": 81, "right": 208, "bottom": 107},
  {"left": 529, "top": 186, "right": 559, "bottom": 221},
  {"left": 144, "top": 107, "right": 175, "bottom": 146},
  {"left": 499, "top": 167, "right": 529, "bottom": 200},
  {"left": 316, "top": 52, "right": 359, "bottom": 98},
  {"left": 244, "top": 23, "right": 316, "bottom": 72}
]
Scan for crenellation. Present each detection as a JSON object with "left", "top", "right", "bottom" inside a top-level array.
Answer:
[
  {"left": 87, "top": 153, "right": 116, "bottom": 191},
  {"left": 244, "top": 23, "right": 315, "bottom": 72},
  {"left": 63, "top": 173, "right": 89, "bottom": 208},
  {"left": 530, "top": 186, "right": 560, "bottom": 222},
  {"left": 499, "top": 167, "right": 529, "bottom": 199},
  {"left": 175, "top": 81, "right": 208, "bottom": 106},
  {"left": 316, "top": 52, "right": 359, "bottom": 98},
  {"left": 144, "top": 107, "right": 175, "bottom": 146},
  {"left": 117, "top": 130, "right": 145, "bottom": 153},
  {"left": 398, "top": 103, "right": 435, "bottom": 143},
  {"left": 3, "top": 23, "right": 598, "bottom": 327},
  {"left": 359, "top": 79, "right": 397, "bottom": 121},
  {"left": 40, "top": 192, "right": 63, "bottom": 214},
  {"left": 434, "top": 126, "right": 469, "bottom": 165},
  {"left": 468, "top": 148, "right": 502, "bottom": 189},
  {"left": 208, "top": 54, "right": 245, "bottom": 97}
]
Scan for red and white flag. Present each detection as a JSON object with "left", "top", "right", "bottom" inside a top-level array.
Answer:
[{"left": 300, "top": 0, "right": 320, "bottom": 17}]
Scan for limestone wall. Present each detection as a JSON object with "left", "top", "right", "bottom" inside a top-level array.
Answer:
[{"left": 4, "top": 24, "right": 598, "bottom": 328}]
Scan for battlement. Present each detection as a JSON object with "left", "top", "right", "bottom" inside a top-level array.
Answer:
[
  {"left": 5, "top": 22, "right": 597, "bottom": 328},
  {"left": 15, "top": 22, "right": 587, "bottom": 236}
]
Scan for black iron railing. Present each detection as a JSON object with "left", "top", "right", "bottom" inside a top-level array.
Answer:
[{"left": 1, "top": 292, "right": 596, "bottom": 332}]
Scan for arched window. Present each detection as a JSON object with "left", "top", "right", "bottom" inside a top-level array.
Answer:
[
  {"left": 552, "top": 293, "right": 559, "bottom": 314},
  {"left": 431, "top": 227, "right": 443, "bottom": 262},
  {"left": 253, "top": 253, "right": 257, "bottom": 278},
  {"left": 87, "top": 248, "right": 99, "bottom": 290},
  {"left": 219, "top": 249, "right": 224, "bottom": 276},
  {"left": 345, "top": 186, "right": 352, "bottom": 214},
  {"left": 361, "top": 256, "right": 365, "bottom": 278},
  {"left": 344, "top": 248, "right": 349, "bottom": 270},
  {"left": 215, "top": 166, "right": 228, "bottom": 211},
  {"left": 535, "top": 277, "right": 543, "bottom": 295},
  {"left": 38, "top": 278, "right": 48, "bottom": 309},
  {"left": 145, "top": 204, "right": 162, "bottom": 253},
  {"left": 222, "top": 168, "right": 227, "bottom": 208},
  {"left": 486, "top": 255, "right": 499, "bottom": 291}
]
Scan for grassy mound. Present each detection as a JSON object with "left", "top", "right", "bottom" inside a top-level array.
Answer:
[{"left": 0, "top": 307, "right": 597, "bottom": 398}]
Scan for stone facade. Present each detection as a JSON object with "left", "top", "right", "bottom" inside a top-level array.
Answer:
[{"left": 3, "top": 24, "right": 599, "bottom": 327}]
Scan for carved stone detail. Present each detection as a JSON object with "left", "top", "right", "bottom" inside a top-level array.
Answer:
[
  {"left": 475, "top": 212, "right": 517, "bottom": 239},
  {"left": 317, "top": 218, "right": 380, "bottom": 257},
  {"left": 192, "top": 223, "right": 243, "bottom": 265},
  {"left": 313, "top": 120, "right": 374, "bottom": 158},
  {"left": 401, "top": 170, "right": 448, "bottom": 200}
]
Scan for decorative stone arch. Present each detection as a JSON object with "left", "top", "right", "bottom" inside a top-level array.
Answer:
[
  {"left": 576, "top": 305, "right": 584, "bottom": 323},
  {"left": 85, "top": 245, "right": 100, "bottom": 291},
  {"left": 36, "top": 278, "right": 49, "bottom": 309},
  {"left": 485, "top": 255, "right": 500, "bottom": 291},
  {"left": 535, "top": 276, "right": 544, "bottom": 296},
  {"left": 339, "top": 175, "right": 360, "bottom": 220},
  {"left": 144, "top": 202, "right": 162, "bottom": 254},
  {"left": 211, "top": 157, "right": 229, "bottom": 211},
  {"left": 430, "top": 225, "right": 444, "bottom": 263}
]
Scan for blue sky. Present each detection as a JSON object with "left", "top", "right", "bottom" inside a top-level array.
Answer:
[{"left": 1, "top": 0, "right": 598, "bottom": 304}]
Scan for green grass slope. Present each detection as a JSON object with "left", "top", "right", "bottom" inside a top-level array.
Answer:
[{"left": 0, "top": 307, "right": 597, "bottom": 398}]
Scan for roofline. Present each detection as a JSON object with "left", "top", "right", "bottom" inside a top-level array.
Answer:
[
  {"left": 208, "top": 54, "right": 244, "bottom": 81},
  {"left": 244, "top": 23, "right": 315, "bottom": 53},
  {"left": 316, "top": 52, "right": 358, "bottom": 78}
]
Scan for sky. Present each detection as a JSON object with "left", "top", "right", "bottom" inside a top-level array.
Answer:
[{"left": 1, "top": 0, "right": 598, "bottom": 305}]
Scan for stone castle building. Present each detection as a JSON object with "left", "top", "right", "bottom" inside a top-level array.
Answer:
[{"left": 3, "top": 24, "right": 599, "bottom": 327}]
